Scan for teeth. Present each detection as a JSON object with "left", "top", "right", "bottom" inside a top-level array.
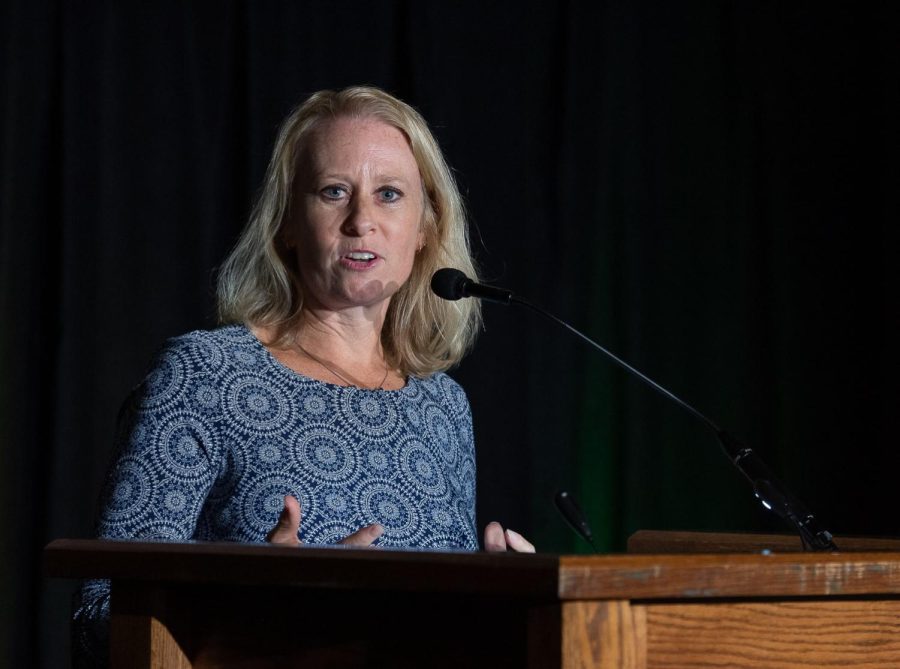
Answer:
[{"left": 346, "top": 252, "right": 376, "bottom": 261}]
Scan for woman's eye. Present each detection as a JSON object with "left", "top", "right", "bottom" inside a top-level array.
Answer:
[
  {"left": 380, "top": 188, "right": 402, "bottom": 202},
  {"left": 321, "top": 186, "right": 345, "bottom": 200}
]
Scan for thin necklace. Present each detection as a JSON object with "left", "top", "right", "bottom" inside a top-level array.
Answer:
[{"left": 294, "top": 340, "right": 390, "bottom": 390}]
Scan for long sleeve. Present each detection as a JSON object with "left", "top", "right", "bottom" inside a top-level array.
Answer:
[
  {"left": 97, "top": 335, "right": 221, "bottom": 541},
  {"left": 73, "top": 335, "right": 221, "bottom": 667}
]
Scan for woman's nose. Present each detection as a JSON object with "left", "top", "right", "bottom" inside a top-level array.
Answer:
[{"left": 342, "top": 196, "right": 377, "bottom": 237}]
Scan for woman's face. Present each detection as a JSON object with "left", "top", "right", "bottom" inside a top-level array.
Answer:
[{"left": 288, "top": 116, "right": 425, "bottom": 315}]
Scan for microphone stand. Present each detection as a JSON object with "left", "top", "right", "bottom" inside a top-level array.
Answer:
[{"left": 509, "top": 296, "right": 837, "bottom": 552}]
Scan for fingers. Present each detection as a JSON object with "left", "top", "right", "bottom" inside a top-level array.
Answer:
[
  {"left": 504, "top": 528, "right": 536, "bottom": 553},
  {"left": 339, "top": 523, "right": 384, "bottom": 547},
  {"left": 483, "top": 521, "right": 508, "bottom": 552},
  {"left": 484, "top": 521, "right": 536, "bottom": 553},
  {"left": 266, "top": 495, "right": 302, "bottom": 545},
  {"left": 265, "top": 496, "right": 383, "bottom": 548}
]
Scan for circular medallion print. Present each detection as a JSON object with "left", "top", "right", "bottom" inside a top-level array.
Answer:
[
  {"left": 398, "top": 438, "right": 448, "bottom": 497},
  {"left": 400, "top": 377, "right": 423, "bottom": 401},
  {"left": 324, "top": 491, "right": 349, "bottom": 514},
  {"left": 206, "top": 443, "right": 246, "bottom": 503},
  {"left": 356, "top": 480, "right": 421, "bottom": 542},
  {"left": 423, "top": 532, "right": 467, "bottom": 550},
  {"left": 238, "top": 473, "right": 309, "bottom": 537},
  {"left": 153, "top": 413, "right": 213, "bottom": 480},
  {"left": 231, "top": 346, "right": 261, "bottom": 368},
  {"left": 139, "top": 518, "right": 188, "bottom": 541},
  {"left": 189, "top": 383, "right": 220, "bottom": 413},
  {"left": 155, "top": 481, "right": 199, "bottom": 524},
  {"left": 438, "top": 374, "right": 465, "bottom": 404},
  {"left": 141, "top": 354, "right": 185, "bottom": 409},
  {"left": 301, "top": 390, "right": 331, "bottom": 417},
  {"left": 295, "top": 427, "right": 357, "bottom": 483},
  {"left": 191, "top": 337, "right": 225, "bottom": 371},
  {"left": 365, "top": 444, "right": 392, "bottom": 473},
  {"left": 423, "top": 404, "right": 457, "bottom": 465},
  {"left": 101, "top": 456, "right": 152, "bottom": 523},
  {"left": 456, "top": 497, "right": 476, "bottom": 530},
  {"left": 259, "top": 441, "right": 281, "bottom": 463},
  {"left": 225, "top": 374, "right": 292, "bottom": 434},
  {"left": 460, "top": 454, "right": 476, "bottom": 500},
  {"left": 403, "top": 403, "right": 423, "bottom": 429},
  {"left": 430, "top": 506, "right": 455, "bottom": 529},
  {"left": 163, "top": 488, "right": 188, "bottom": 513},
  {"left": 339, "top": 389, "right": 399, "bottom": 439}
]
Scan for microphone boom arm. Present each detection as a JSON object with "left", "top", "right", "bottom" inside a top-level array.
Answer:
[{"left": 511, "top": 296, "right": 837, "bottom": 552}]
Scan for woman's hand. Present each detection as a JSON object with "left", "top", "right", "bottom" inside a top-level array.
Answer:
[
  {"left": 483, "top": 521, "right": 536, "bottom": 553},
  {"left": 265, "top": 495, "right": 384, "bottom": 546}
]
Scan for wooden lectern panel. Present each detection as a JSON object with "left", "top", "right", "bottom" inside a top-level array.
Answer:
[
  {"left": 644, "top": 600, "right": 900, "bottom": 668},
  {"left": 562, "top": 601, "right": 646, "bottom": 669},
  {"left": 109, "top": 579, "right": 540, "bottom": 668},
  {"left": 44, "top": 537, "right": 900, "bottom": 668}
]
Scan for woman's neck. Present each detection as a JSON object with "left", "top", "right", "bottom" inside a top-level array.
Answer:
[
  {"left": 294, "top": 307, "right": 386, "bottom": 366},
  {"left": 252, "top": 308, "right": 403, "bottom": 390}
]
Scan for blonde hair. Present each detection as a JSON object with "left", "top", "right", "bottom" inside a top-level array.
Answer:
[{"left": 217, "top": 86, "right": 481, "bottom": 376}]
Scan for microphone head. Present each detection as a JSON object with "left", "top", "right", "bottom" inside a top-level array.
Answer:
[
  {"left": 431, "top": 268, "right": 469, "bottom": 301},
  {"left": 554, "top": 490, "right": 596, "bottom": 549}
]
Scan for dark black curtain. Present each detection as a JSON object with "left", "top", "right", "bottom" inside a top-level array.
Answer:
[{"left": 2, "top": 2, "right": 897, "bottom": 666}]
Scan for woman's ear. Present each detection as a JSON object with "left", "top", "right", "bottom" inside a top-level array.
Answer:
[{"left": 416, "top": 204, "right": 432, "bottom": 253}]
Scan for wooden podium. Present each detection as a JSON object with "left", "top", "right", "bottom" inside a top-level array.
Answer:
[{"left": 45, "top": 535, "right": 900, "bottom": 668}]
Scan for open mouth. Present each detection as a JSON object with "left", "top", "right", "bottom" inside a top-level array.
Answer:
[{"left": 344, "top": 251, "right": 377, "bottom": 261}]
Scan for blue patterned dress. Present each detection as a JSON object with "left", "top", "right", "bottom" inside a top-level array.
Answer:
[{"left": 73, "top": 324, "right": 478, "bottom": 664}]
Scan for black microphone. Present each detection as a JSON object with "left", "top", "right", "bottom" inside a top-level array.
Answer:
[
  {"left": 554, "top": 491, "right": 597, "bottom": 551},
  {"left": 430, "top": 268, "right": 513, "bottom": 305},
  {"left": 430, "top": 268, "right": 837, "bottom": 552}
]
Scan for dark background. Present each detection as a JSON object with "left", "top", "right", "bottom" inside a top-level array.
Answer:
[{"left": 1, "top": 1, "right": 897, "bottom": 666}]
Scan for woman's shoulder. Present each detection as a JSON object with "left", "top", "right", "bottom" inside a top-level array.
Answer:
[
  {"left": 412, "top": 371, "right": 470, "bottom": 409},
  {"left": 142, "top": 324, "right": 263, "bottom": 376},
  {"left": 162, "top": 323, "right": 253, "bottom": 350},
  {"left": 152, "top": 324, "right": 254, "bottom": 358},
  {"left": 127, "top": 324, "right": 267, "bottom": 412}
]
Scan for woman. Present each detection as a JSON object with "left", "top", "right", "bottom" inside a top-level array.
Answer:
[{"left": 74, "top": 86, "right": 531, "bottom": 665}]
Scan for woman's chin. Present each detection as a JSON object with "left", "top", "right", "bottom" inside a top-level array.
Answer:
[{"left": 326, "top": 280, "right": 403, "bottom": 312}]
